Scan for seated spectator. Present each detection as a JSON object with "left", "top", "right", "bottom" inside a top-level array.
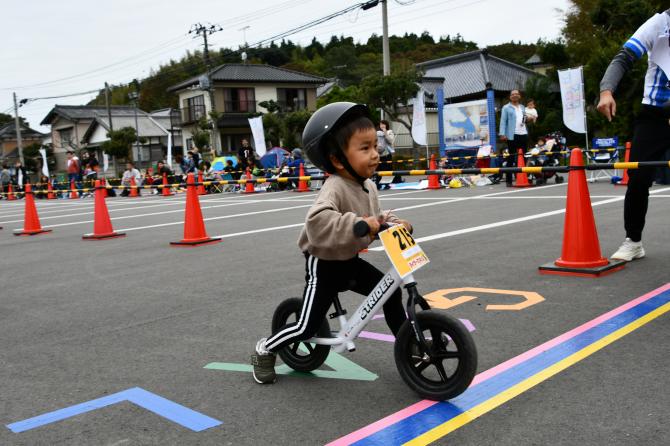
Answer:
[
  {"left": 121, "top": 162, "right": 142, "bottom": 197},
  {"left": 36, "top": 175, "right": 50, "bottom": 199}
]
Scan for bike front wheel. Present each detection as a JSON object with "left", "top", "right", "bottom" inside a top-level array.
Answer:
[
  {"left": 394, "top": 310, "right": 477, "bottom": 401},
  {"left": 271, "top": 297, "right": 331, "bottom": 372}
]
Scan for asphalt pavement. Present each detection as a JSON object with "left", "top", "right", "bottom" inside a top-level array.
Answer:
[{"left": 0, "top": 179, "right": 668, "bottom": 445}]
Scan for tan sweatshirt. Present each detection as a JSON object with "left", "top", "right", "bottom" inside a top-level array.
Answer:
[{"left": 297, "top": 174, "right": 399, "bottom": 260}]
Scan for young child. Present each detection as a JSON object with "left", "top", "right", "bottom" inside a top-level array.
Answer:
[{"left": 251, "top": 102, "right": 412, "bottom": 384}]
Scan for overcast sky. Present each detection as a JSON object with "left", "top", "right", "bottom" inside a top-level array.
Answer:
[{"left": 2, "top": 0, "right": 571, "bottom": 132}]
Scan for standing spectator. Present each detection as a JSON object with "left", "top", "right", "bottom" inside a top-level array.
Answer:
[
  {"left": 192, "top": 147, "right": 202, "bottom": 169},
  {"left": 66, "top": 150, "right": 80, "bottom": 187},
  {"left": 121, "top": 162, "right": 142, "bottom": 197},
  {"left": 499, "top": 89, "right": 528, "bottom": 186},
  {"left": 14, "top": 160, "right": 27, "bottom": 197},
  {"left": 238, "top": 138, "right": 253, "bottom": 171},
  {"left": 375, "top": 119, "right": 397, "bottom": 189},
  {"left": 597, "top": 8, "right": 670, "bottom": 261},
  {"left": 0, "top": 163, "right": 11, "bottom": 198}
]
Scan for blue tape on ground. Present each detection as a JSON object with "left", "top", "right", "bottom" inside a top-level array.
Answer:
[
  {"left": 353, "top": 289, "right": 670, "bottom": 445},
  {"left": 6, "top": 387, "right": 221, "bottom": 433}
]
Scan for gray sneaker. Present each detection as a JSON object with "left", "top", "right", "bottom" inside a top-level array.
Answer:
[{"left": 251, "top": 352, "right": 277, "bottom": 384}]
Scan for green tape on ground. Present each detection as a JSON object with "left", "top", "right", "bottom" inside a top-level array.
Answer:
[{"left": 205, "top": 348, "right": 378, "bottom": 382}]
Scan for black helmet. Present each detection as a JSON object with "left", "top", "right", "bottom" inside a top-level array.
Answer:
[{"left": 301, "top": 102, "right": 372, "bottom": 172}]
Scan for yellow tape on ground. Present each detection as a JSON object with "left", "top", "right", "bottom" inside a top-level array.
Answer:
[{"left": 403, "top": 301, "right": 670, "bottom": 446}]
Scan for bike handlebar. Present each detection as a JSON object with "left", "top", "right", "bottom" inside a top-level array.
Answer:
[{"left": 353, "top": 221, "right": 390, "bottom": 237}]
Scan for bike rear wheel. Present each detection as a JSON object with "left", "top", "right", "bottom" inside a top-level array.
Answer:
[
  {"left": 271, "top": 297, "right": 331, "bottom": 372},
  {"left": 394, "top": 310, "right": 477, "bottom": 400}
]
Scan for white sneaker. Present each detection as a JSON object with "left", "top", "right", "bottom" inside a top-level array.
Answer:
[{"left": 611, "top": 238, "right": 645, "bottom": 261}]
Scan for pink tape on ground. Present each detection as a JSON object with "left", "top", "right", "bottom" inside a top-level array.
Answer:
[{"left": 326, "top": 282, "right": 670, "bottom": 446}]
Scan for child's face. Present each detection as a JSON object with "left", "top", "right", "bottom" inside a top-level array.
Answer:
[{"left": 334, "top": 127, "right": 379, "bottom": 180}]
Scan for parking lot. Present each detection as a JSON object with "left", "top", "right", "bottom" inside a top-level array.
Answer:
[{"left": 1, "top": 180, "right": 669, "bottom": 445}]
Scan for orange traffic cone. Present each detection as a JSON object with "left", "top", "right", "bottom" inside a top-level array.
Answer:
[
  {"left": 129, "top": 176, "right": 139, "bottom": 197},
  {"left": 294, "top": 162, "right": 311, "bottom": 192},
  {"left": 616, "top": 141, "right": 631, "bottom": 186},
  {"left": 7, "top": 183, "right": 16, "bottom": 200},
  {"left": 241, "top": 167, "right": 256, "bottom": 194},
  {"left": 83, "top": 180, "right": 126, "bottom": 240},
  {"left": 170, "top": 173, "right": 222, "bottom": 247},
  {"left": 47, "top": 179, "right": 56, "bottom": 199},
  {"left": 427, "top": 154, "right": 441, "bottom": 190},
  {"left": 197, "top": 170, "right": 206, "bottom": 195},
  {"left": 539, "top": 148, "right": 626, "bottom": 277},
  {"left": 162, "top": 172, "right": 173, "bottom": 196},
  {"left": 70, "top": 180, "right": 79, "bottom": 199},
  {"left": 13, "top": 184, "right": 52, "bottom": 236},
  {"left": 513, "top": 149, "right": 533, "bottom": 187}
]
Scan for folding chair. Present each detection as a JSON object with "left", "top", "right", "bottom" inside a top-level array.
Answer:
[
  {"left": 220, "top": 173, "right": 237, "bottom": 193},
  {"left": 441, "top": 147, "right": 478, "bottom": 186},
  {"left": 587, "top": 147, "right": 619, "bottom": 182}
]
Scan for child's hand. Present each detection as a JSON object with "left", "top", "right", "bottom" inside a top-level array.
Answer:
[
  {"left": 396, "top": 219, "right": 413, "bottom": 233},
  {"left": 363, "top": 216, "right": 381, "bottom": 237}
]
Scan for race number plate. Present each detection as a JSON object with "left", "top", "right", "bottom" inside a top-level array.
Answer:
[{"left": 379, "top": 225, "right": 429, "bottom": 278}]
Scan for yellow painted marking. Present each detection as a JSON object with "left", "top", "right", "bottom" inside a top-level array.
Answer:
[
  {"left": 522, "top": 167, "right": 543, "bottom": 174},
  {"left": 404, "top": 301, "right": 670, "bottom": 446},
  {"left": 409, "top": 170, "right": 427, "bottom": 175},
  {"left": 424, "top": 287, "right": 544, "bottom": 311}
]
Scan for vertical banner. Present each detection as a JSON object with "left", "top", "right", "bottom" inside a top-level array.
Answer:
[
  {"left": 248, "top": 116, "right": 267, "bottom": 157},
  {"left": 558, "top": 67, "right": 587, "bottom": 134},
  {"left": 411, "top": 90, "right": 427, "bottom": 146},
  {"left": 103, "top": 152, "right": 109, "bottom": 172},
  {"left": 437, "top": 87, "right": 445, "bottom": 156},
  {"left": 166, "top": 133, "right": 173, "bottom": 168},
  {"left": 486, "top": 88, "right": 496, "bottom": 148},
  {"left": 39, "top": 148, "right": 49, "bottom": 178}
]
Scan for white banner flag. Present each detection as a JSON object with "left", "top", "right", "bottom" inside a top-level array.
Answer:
[
  {"left": 17, "top": 168, "right": 23, "bottom": 187},
  {"left": 166, "top": 133, "right": 173, "bottom": 168},
  {"left": 38, "top": 148, "right": 49, "bottom": 178},
  {"left": 103, "top": 152, "right": 109, "bottom": 172},
  {"left": 411, "top": 90, "right": 427, "bottom": 146},
  {"left": 248, "top": 116, "right": 267, "bottom": 157},
  {"left": 558, "top": 67, "right": 586, "bottom": 134}
]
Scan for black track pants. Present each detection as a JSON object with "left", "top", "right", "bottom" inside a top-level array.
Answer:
[
  {"left": 265, "top": 254, "right": 406, "bottom": 353},
  {"left": 624, "top": 105, "right": 670, "bottom": 242}
]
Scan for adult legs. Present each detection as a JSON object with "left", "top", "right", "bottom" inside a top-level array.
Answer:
[{"left": 623, "top": 107, "right": 670, "bottom": 242}]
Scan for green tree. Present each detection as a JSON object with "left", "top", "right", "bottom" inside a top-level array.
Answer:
[
  {"left": 360, "top": 70, "right": 422, "bottom": 134},
  {"left": 100, "top": 127, "right": 145, "bottom": 160},
  {"left": 563, "top": 0, "right": 665, "bottom": 141}
]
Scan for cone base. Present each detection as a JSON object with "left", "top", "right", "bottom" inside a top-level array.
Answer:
[
  {"left": 170, "top": 237, "right": 222, "bottom": 247},
  {"left": 14, "top": 229, "right": 52, "bottom": 236},
  {"left": 513, "top": 183, "right": 534, "bottom": 188},
  {"left": 293, "top": 188, "right": 312, "bottom": 193},
  {"left": 538, "top": 259, "right": 626, "bottom": 277},
  {"left": 162, "top": 191, "right": 174, "bottom": 196},
  {"left": 83, "top": 232, "right": 126, "bottom": 240},
  {"left": 240, "top": 189, "right": 257, "bottom": 194}
]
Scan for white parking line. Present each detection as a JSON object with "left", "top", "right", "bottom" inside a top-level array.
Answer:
[{"left": 368, "top": 186, "right": 670, "bottom": 250}]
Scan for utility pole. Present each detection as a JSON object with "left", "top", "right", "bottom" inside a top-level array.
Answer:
[
  {"left": 189, "top": 22, "right": 223, "bottom": 155},
  {"left": 13, "top": 92, "right": 24, "bottom": 165},
  {"left": 129, "top": 83, "right": 141, "bottom": 167},
  {"left": 104, "top": 82, "right": 113, "bottom": 131},
  {"left": 381, "top": 0, "right": 390, "bottom": 76}
]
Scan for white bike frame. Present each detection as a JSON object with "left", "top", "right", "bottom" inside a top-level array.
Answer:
[{"left": 306, "top": 268, "right": 416, "bottom": 353}]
